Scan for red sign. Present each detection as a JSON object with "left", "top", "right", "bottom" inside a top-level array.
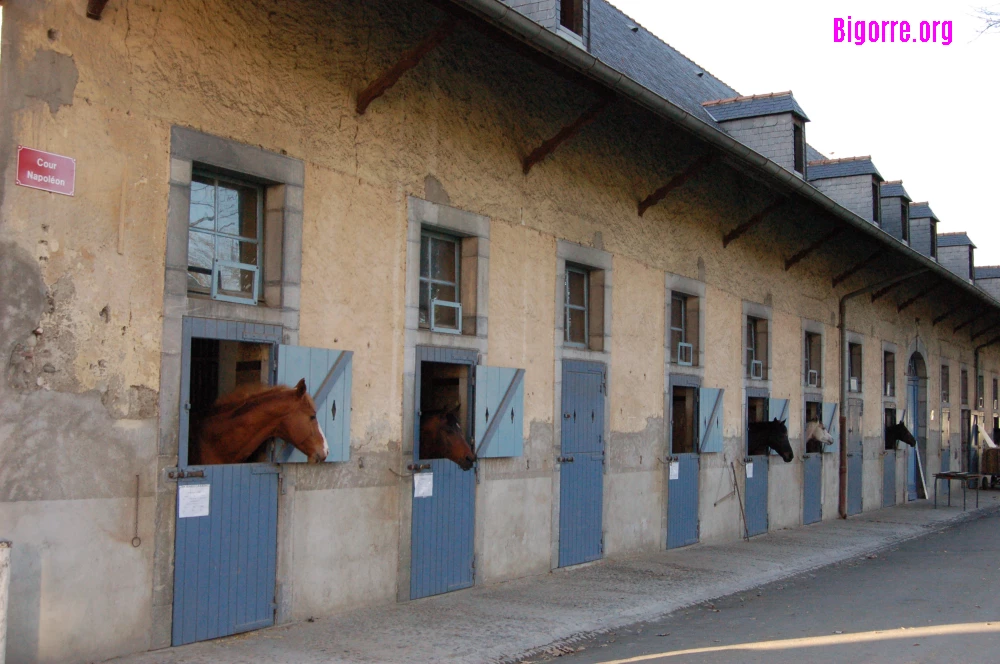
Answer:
[{"left": 16, "top": 146, "right": 76, "bottom": 196}]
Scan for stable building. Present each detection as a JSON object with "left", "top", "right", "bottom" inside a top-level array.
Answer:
[{"left": 2, "top": 1, "right": 1000, "bottom": 663}]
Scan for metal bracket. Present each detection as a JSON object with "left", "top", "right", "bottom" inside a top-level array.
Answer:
[{"left": 167, "top": 469, "right": 204, "bottom": 480}]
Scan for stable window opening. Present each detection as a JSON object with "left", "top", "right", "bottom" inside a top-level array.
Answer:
[
  {"left": 883, "top": 351, "right": 896, "bottom": 398},
  {"left": 187, "top": 338, "right": 273, "bottom": 464},
  {"left": 978, "top": 374, "right": 985, "bottom": 409},
  {"left": 670, "top": 293, "right": 699, "bottom": 366},
  {"left": 746, "top": 317, "right": 768, "bottom": 380},
  {"left": 941, "top": 364, "right": 950, "bottom": 403},
  {"left": 187, "top": 171, "right": 264, "bottom": 305},
  {"left": 804, "top": 332, "right": 822, "bottom": 387},
  {"left": 848, "top": 342, "right": 863, "bottom": 392},
  {"left": 418, "top": 361, "right": 473, "bottom": 462},
  {"left": 884, "top": 407, "right": 897, "bottom": 448},
  {"left": 900, "top": 202, "right": 909, "bottom": 241},
  {"left": 993, "top": 377, "right": 998, "bottom": 410},
  {"left": 671, "top": 386, "right": 697, "bottom": 454},
  {"left": 961, "top": 368, "right": 969, "bottom": 405},
  {"left": 560, "top": 0, "right": 583, "bottom": 35},
  {"left": 746, "top": 396, "right": 768, "bottom": 454}
]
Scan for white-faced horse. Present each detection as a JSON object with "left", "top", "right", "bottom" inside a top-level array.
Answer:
[{"left": 805, "top": 419, "right": 835, "bottom": 454}]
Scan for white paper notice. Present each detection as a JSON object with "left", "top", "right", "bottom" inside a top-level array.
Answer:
[
  {"left": 746, "top": 461, "right": 754, "bottom": 479},
  {"left": 414, "top": 472, "right": 433, "bottom": 498},
  {"left": 178, "top": 484, "right": 210, "bottom": 518},
  {"left": 669, "top": 461, "right": 679, "bottom": 480}
]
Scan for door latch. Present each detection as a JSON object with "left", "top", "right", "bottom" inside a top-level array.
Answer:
[
  {"left": 168, "top": 469, "right": 205, "bottom": 479},
  {"left": 557, "top": 456, "right": 575, "bottom": 463},
  {"left": 407, "top": 463, "right": 432, "bottom": 471}
]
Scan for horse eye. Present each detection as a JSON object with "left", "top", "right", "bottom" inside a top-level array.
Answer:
[{"left": 310, "top": 415, "right": 316, "bottom": 421}]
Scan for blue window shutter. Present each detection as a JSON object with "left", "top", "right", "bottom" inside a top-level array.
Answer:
[
  {"left": 275, "top": 344, "right": 353, "bottom": 463},
  {"left": 699, "top": 387, "right": 724, "bottom": 453},
  {"left": 768, "top": 398, "right": 790, "bottom": 455},
  {"left": 823, "top": 401, "right": 840, "bottom": 455},
  {"left": 475, "top": 366, "right": 525, "bottom": 458}
]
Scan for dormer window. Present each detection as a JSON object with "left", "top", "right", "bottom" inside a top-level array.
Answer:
[
  {"left": 931, "top": 225, "right": 938, "bottom": 258},
  {"left": 871, "top": 181, "right": 881, "bottom": 224},
  {"left": 793, "top": 122, "right": 805, "bottom": 174},
  {"left": 900, "top": 201, "right": 909, "bottom": 241},
  {"left": 560, "top": 0, "right": 583, "bottom": 35}
]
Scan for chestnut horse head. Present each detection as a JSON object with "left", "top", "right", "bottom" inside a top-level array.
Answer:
[
  {"left": 419, "top": 406, "right": 476, "bottom": 471},
  {"left": 192, "top": 378, "right": 328, "bottom": 465}
]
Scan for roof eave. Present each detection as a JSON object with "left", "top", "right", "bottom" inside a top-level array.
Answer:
[{"left": 445, "top": 0, "right": 1000, "bottom": 311}]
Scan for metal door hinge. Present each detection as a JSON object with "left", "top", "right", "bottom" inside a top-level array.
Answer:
[
  {"left": 471, "top": 554, "right": 477, "bottom": 582},
  {"left": 167, "top": 469, "right": 204, "bottom": 480},
  {"left": 600, "top": 533, "right": 605, "bottom": 554}
]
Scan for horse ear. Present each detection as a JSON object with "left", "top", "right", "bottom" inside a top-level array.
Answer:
[{"left": 295, "top": 378, "right": 307, "bottom": 397}]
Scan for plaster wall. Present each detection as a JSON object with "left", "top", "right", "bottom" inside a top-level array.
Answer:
[{"left": 3, "top": 2, "right": 1000, "bottom": 663}]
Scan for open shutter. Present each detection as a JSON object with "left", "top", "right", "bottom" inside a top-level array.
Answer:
[
  {"left": 823, "top": 401, "right": 840, "bottom": 455},
  {"left": 699, "top": 387, "right": 724, "bottom": 453},
  {"left": 274, "top": 344, "right": 353, "bottom": 463},
  {"left": 768, "top": 398, "right": 789, "bottom": 456},
  {"left": 475, "top": 366, "right": 525, "bottom": 458}
]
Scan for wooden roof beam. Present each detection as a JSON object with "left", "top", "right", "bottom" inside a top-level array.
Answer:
[
  {"left": 784, "top": 227, "right": 843, "bottom": 271},
  {"left": 637, "top": 154, "right": 715, "bottom": 217},
  {"left": 523, "top": 97, "right": 612, "bottom": 174},
  {"left": 896, "top": 280, "right": 939, "bottom": 312},
  {"left": 832, "top": 249, "right": 884, "bottom": 288},
  {"left": 722, "top": 199, "right": 786, "bottom": 248},
  {"left": 87, "top": 0, "right": 110, "bottom": 19},
  {"left": 356, "top": 18, "right": 457, "bottom": 114},
  {"left": 933, "top": 302, "right": 963, "bottom": 326},
  {"left": 971, "top": 320, "right": 1000, "bottom": 341},
  {"left": 953, "top": 308, "right": 986, "bottom": 334}
]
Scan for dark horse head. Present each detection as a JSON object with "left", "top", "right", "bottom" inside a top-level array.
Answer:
[
  {"left": 748, "top": 419, "right": 794, "bottom": 462},
  {"left": 885, "top": 420, "right": 917, "bottom": 449},
  {"left": 420, "top": 406, "right": 477, "bottom": 471}
]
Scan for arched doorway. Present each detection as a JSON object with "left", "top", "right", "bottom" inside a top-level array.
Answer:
[{"left": 906, "top": 353, "right": 928, "bottom": 501}]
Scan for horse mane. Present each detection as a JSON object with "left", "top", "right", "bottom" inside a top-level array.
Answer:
[{"left": 207, "top": 383, "right": 300, "bottom": 419}]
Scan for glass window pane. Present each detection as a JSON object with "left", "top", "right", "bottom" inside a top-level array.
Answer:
[
  {"left": 420, "top": 235, "right": 430, "bottom": 278},
  {"left": 188, "top": 230, "right": 214, "bottom": 272},
  {"left": 671, "top": 296, "right": 684, "bottom": 331},
  {"left": 567, "top": 308, "right": 586, "bottom": 344},
  {"left": 189, "top": 177, "right": 215, "bottom": 230},
  {"left": 216, "top": 182, "right": 258, "bottom": 238},
  {"left": 216, "top": 264, "right": 256, "bottom": 299},
  {"left": 431, "top": 282, "right": 457, "bottom": 304},
  {"left": 567, "top": 270, "right": 586, "bottom": 307},
  {"left": 432, "top": 301, "right": 458, "bottom": 329},
  {"left": 418, "top": 283, "right": 430, "bottom": 327},
  {"left": 670, "top": 330, "right": 682, "bottom": 361},
  {"left": 430, "top": 237, "right": 457, "bottom": 282},
  {"left": 216, "top": 237, "right": 258, "bottom": 267}
]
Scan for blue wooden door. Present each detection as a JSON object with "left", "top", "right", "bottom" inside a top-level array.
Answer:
[
  {"left": 883, "top": 449, "right": 896, "bottom": 507},
  {"left": 173, "top": 465, "right": 279, "bottom": 645},
  {"left": 172, "top": 317, "right": 283, "bottom": 646},
  {"left": 559, "top": 360, "right": 605, "bottom": 567},
  {"left": 667, "top": 454, "right": 699, "bottom": 548},
  {"left": 410, "top": 347, "right": 477, "bottom": 600},
  {"left": 847, "top": 400, "right": 863, "bottom": 516},
  {"left": 744, "top": 455, "right": 768, "bottom": 536},
  {"left": 802, "top": 453, "right": 822, "bottom": 525},
  {"left": 907, "top": 379, "right": 919, "bottom": 501}
]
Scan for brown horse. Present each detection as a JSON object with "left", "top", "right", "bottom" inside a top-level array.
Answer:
[
  {"left": 191, "top": 378, "right": 329, "bottom": 465},
  {"left": 419, "top": 408, "right": 477, "bottom": 471}
]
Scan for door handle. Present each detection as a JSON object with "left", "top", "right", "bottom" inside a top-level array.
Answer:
[{"left": 557, "top": 456, "right": 575, "bottom": 463}]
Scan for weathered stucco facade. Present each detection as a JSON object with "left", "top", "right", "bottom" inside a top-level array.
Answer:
[{"left": 2, "top": 1, "right": 999, "bottom": 663}]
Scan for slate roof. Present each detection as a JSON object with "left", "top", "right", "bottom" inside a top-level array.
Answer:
[
  {"left": 938, "top": 232, "right": 976, "bottom": 248},
  {"left": 975, "top": 266, "right": 1000, "bottom": 280},
  {"left": 880, "top": 180, "right": 910, "bottom": 200},
  {"left": 806, "top": 156, "right": 882, "bottom": 181},
  {"left": 589, "top": 0, "right": 739, "bottom": 128},
  {"left": 702, "top": 92, "right": 809, "bottom": 122},
  {"left": 909, "top": 202, "right": 938, "bottom": 220}
]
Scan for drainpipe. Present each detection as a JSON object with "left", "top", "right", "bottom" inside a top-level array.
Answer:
[
  {"left": 0, "top": 540, "right": 10, "bottom": 664},
  {"left": 838, "top": 270, "right": 927, "bottom": 518}
]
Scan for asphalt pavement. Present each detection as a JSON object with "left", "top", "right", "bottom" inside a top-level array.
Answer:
[{"left": 525, "top": 509, "right": 1000, "bottom": 664}]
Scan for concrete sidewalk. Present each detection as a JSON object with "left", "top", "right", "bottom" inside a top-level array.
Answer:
[{"left": 110, "top": 495, "right": 1000, "bottom": 664}]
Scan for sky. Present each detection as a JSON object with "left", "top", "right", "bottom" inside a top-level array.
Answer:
[{"left": 609, "top": 0, "right": 1000, "bottom": 264}]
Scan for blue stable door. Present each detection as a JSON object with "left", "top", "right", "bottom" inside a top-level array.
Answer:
[
  {"left": 907, "top": 379, "right": 919, "bottom": 501},
  {"left": 847, "top": 400, "right": 864, "bottom": 516},
  {"left": 559, "top": 361, "right": 606, "bottom": 567},
  {"left": 883, "top": 449, "right": 896, "bottom": 507},
  {"left": 802, "top": 453, "right": 822, "bottom": 524}
]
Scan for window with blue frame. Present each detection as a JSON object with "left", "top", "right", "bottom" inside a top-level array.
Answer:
[{"left": 187, "top": 171, "right": 263, "bottom": 305}]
